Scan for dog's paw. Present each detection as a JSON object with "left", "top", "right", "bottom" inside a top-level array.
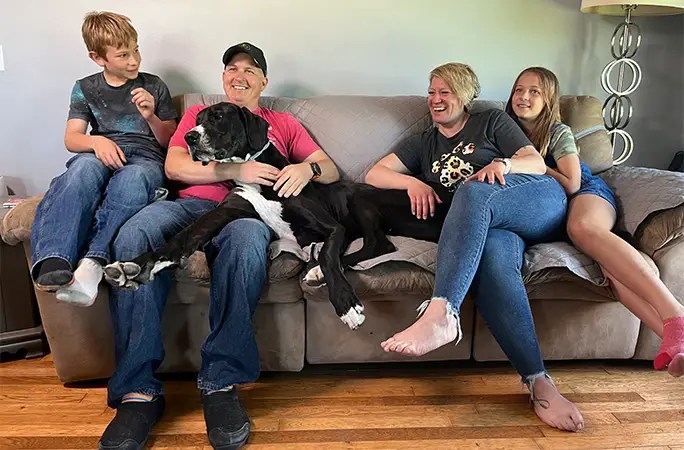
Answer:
[
  {"left": 149, "top": 259, "right": 177, "bottom": 278},
  {"left": 124, "top": 279, "right": 140, "bottom": 291},
  {"left": 303, "top": 265, "right": 326, "bottom": 286},
  {"left": 340, "top": 304, "right": 365, "bottom": 330},
  {"left": 104, "top": 262, "right": 143, "bottom": 289}
]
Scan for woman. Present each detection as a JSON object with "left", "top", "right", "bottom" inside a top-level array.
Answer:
[
  {"left": 506, "top": 66, "right": 684, "bottom": 377},
  {"left": 365, "top": 63, "right": 584, "bottom": 432}
]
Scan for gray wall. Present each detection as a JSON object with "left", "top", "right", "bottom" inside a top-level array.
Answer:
[{"left": 0, "top": 0, "right": 682, "bottom": 196}]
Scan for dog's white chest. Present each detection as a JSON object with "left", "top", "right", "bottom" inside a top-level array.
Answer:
[{"left": 235, "top": 184, "right": 296, "bottom": 241}]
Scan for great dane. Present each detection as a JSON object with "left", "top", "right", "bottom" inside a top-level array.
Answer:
[{"left": 104, "top": 102, "right": 453, "bottom": 329}]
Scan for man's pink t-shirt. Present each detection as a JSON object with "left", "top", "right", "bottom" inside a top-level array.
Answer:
[{"left": 168, "top": 104, "right": 320, "bottom": 203}]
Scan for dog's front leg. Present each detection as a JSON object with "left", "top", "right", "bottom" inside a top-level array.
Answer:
[
  {"left": 317, "top": 224, "right": 365, "bottom": 330},
  {"left": 105, "top": 199, "right": 258, "bottom": 289}
]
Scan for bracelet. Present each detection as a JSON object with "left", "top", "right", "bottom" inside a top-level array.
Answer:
[{"left": 493, "top": 157, "right": 512, "bottom": 175}]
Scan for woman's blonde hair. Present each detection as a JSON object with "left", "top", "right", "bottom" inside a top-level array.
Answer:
[
  {"left": 430, "top": 63, "right": 481, "bottom": 111},
  {"left": 82, "top": 11, "right": 138, "bottom": 59},
  {"left": 505, "top": 67, "right": 561, "bottom": 158}
]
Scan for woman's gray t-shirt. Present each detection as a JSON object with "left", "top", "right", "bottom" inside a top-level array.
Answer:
[{"left": 395, "top": 109, "right": 531, "bottom": 191}]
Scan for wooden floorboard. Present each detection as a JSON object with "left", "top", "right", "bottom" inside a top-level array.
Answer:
[{"left": 1, "top": 357, "right": 683, "bottom": 449}]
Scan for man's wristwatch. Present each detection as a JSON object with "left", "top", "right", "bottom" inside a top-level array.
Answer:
[
  {"left": 309, "top": 161, "right": 322, "bottom": 180},
  {"left": 493, "top": 157, "right": 512, "bottom": 175}
]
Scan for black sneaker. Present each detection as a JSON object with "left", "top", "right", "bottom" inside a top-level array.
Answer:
[
  {"left": 98, "top": 396, "right": 165, "bottom": 450},
  {"left": 201, "top": 388, "right": 250, "bottom": 449}
]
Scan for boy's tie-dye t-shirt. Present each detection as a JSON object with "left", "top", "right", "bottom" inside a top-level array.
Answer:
[{"left": 68, "top": 72, "right": 177, "bottom": 157}]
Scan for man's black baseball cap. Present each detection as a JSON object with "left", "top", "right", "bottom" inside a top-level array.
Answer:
[{"left": 222, "top": 42, "right": 267, "bottom": 75}]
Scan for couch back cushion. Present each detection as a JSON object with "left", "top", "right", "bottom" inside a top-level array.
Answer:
[{"left": 174, "top": 94, "right": 613, "bottom": 181}]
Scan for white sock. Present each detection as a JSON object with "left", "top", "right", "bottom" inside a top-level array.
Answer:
[{"left": 55, "top": 258, "right": 103, "bottom": 307}]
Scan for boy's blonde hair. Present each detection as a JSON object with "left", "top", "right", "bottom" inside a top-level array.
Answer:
[
  {"left": 429, "top": 63, "right": 481, "bottom": 111},
  {"left": 82, "top": 11, "right": 138, "bottom": 59},
  {"left": 505, "top": 67, "right": 561, "bottom": 158}
]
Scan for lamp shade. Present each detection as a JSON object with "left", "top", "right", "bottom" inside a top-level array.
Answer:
[{"left": 581, "top": 0, "right": 684, "bottom": 15}]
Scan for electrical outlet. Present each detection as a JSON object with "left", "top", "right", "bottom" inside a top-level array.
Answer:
[{"left": 0, "top": 45, "right": 4, "bottom": 71}]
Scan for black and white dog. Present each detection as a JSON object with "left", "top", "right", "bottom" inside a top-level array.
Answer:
[{"left": 104, "top": 102, "right": 453, "bottom": 329}]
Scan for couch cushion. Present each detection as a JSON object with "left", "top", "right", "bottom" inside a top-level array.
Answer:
[
  {"left": 172, "top": 274, "right": 302, "bottom": 305},
  {"left": 175, "top": 94, "right": 614, "bottom": 181},
  {"left": 526, "top": 274, "right": 615, "bottom": 302},
  {"left": 288, "top": 237, "right": 620, "bottom": 289},
  {"left": 474, "top": 299, "right": 641, "bottom": 361},
  {"left": 559, "top": 96, "right": 614, "bottom": 174},
  {"left": 160, "top": 298, "right": 305, "bottom": 372},
  {"left": 306, "top": 293, "right": 475, "bottom": 364},
  {"left": 600, "top": 166, "right": 684, "bottom": 236},
  {"left": 177, "top": 94, "right": 434, "bottom": 182},
  {"left": 637, "top": 203, "right": 684, "bottom": 255},
  {"left": 178, "top": 250, "right": 303, "bottom": 285},
  {"left": 302, "top": 261, "right": 434, "bottom": 301}
]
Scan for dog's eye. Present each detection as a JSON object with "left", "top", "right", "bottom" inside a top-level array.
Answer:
[{"left": 209, "top": 110, "right": 224, "bottom": 122}]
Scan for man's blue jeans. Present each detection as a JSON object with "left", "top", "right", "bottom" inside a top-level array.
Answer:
[
  {"left": 106, "top": 197, "right": 272, "bottom": 406},
  {"left": 31, "top": 149, "right": 164, "bottom": 276},
  {"left": 434, "top": 174, "right": 567, "bottom": 379}
]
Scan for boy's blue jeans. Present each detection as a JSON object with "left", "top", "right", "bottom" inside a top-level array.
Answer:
[
  {"left": 106, "top": 197, "right": 272, "bottom": 407},
  {"left": 434, "top": 174, "right": 567, "bottom": 381},
  {"left": 31, "top": 148, "right": 164, "bottom": 276}
]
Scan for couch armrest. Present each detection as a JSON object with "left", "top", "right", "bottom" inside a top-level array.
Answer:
[
  {"left": 0, "top": 194, "right": 43, "bottom": 245},
  {"left": 636, "top": 203, "right": 684, "bottom": 256},
  {"left": 651, "top": 235, "right": 684, "bottom": 304},
  {"left": 599, "top": 166, "right": 684, "bottom": 236}
]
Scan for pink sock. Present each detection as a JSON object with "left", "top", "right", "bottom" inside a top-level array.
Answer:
[{"left": 654, "top": 316, "right": 684, "bottom": 372}]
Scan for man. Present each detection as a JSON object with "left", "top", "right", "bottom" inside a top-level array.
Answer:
[{"left": 98, "top": 42, "right": 339, "bottom": 450}]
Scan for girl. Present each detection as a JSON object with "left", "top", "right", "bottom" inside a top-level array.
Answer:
[{"left": 506, "top": 67, "right": 684, "bottom": 377}]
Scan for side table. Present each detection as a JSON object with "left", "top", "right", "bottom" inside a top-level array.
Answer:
[{"left": 0, "top": 198, "right": 47, "bottom": 360}]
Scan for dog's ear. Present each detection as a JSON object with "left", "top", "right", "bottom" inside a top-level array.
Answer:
[{"left": 237, "top": 106, "right": 270, "bottom": 152}]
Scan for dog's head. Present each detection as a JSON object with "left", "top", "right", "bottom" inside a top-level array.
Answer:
[{"left": 184, "top": 102, "right": 270, "bottom": 166}]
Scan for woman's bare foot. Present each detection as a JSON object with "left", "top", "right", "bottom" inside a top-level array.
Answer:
[
  {"left": 380, "top": 298, "right": 461, "bottom": 356},
  {"left": 530, "top": 375, "right": 584, "bottom": 432}
]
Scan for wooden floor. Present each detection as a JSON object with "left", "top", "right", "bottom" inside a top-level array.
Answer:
[{"left": 1, "top": 356, "right": 684, "bottom": 449}]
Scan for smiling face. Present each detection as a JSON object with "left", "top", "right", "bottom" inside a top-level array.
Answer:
[
  {"left": 222, "top": 53, "right": 268, "bottom": 111},
  {"left": 510, "top": 71, "right": 545, "bottom": 124},
  {"left": 428, "top": 76, "right": 466, "bottom": 132}
]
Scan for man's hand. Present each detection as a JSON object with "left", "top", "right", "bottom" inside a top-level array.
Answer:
[
  {"left": 466, "top": 161, "right": 506, "bottom": 185},
  {"left": 131, "top": 88, "right": 155, "bottom": 120},
  {"left": 92, "top": 136, "right": 126, "bottom": 169},
  {"left": 406, "top": 178, "right": 442, "bottom": 220},
  {"left": 235, "top": 161, "right": 280, "bottom": 185},
  {"left": 273, "top": 162, "right": 313, "bottom": 198}
]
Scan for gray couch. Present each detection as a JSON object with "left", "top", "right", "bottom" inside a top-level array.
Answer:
[{"left": 2, "top": 94, "right": 683, "bottom": 383}]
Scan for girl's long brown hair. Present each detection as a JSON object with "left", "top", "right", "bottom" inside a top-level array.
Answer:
[{"left": 505, "top": 67, "right": 561, "bottom": 158}]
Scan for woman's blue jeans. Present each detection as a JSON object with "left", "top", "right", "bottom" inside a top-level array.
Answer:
[{"left": 434, "top": 174, "right": 567, "bottom": 379}]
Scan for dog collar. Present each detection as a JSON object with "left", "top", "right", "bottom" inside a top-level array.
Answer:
[{"left": 246, "top": 141, "right": 272, "bottom": 162}]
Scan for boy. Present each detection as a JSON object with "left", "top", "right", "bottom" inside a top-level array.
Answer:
[{"left": 31, "top": 11, "right": 177, "bottom": 306}]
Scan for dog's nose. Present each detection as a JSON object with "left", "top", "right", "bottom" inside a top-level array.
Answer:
[{"left": 185, "top": 131, "right": 200, "bottom": 145}]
